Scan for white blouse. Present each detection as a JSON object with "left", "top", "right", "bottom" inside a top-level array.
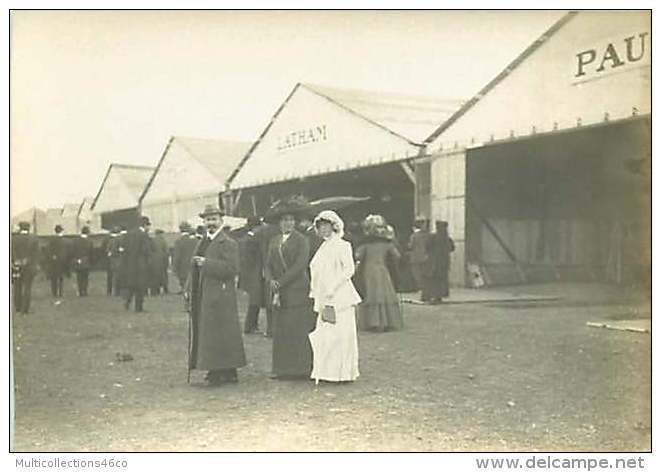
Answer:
[{"left": 309, "top": 235, "right": 362, "bottom": 312}]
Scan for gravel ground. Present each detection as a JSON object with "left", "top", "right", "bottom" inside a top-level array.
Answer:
[{"left": 11, "top": 273, "right": 651, "bottom": 452}]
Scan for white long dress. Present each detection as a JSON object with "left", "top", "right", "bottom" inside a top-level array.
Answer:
[{"left": 308, "top": 235, "right": 361, "bottom": 383}]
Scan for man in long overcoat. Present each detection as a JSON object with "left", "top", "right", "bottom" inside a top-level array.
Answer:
[
  {"left": 121, "top": 216, "right": 153, "bottom": 312},
  {"left": 72, "top": 226, "right": 94, "bottom": 297},
  {"left": 254, "top": 221, "right": 281, "bottom": 337},
  {"left": 238, "top": 216, "right": 265, "bottom": 334},
  {"left": 105, "top": 227, "right": 123, "bottom": 296},
  {"left": 186, "top": 204, "right": 246, "bottom": 386},
  {"left": 408, "top": 219, "right": 430, "bottom": 299},
  {"left": 172, "top": 222, "right": 197, "bottom": 293},
  {"left": 44, "top": 224, "right": 71, "bottom": 298},
  {"left": 12, "top": 221, "right": 40, "bottom": 314},
  {"left": 149, "top": 229, "right": 170, "bottom": 295}
]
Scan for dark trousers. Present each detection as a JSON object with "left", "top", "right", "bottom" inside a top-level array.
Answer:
[
  {"left": 106, "top": 269, "right": 118, "bottom": 296},
  {"left": 266, "top": 306, "right": 273, "bottom": 337},
  {"left": 125, "top": 288, "right": 145, "bottom": 312},
  {"left": 76, "top": 270, "right": 89, "bottom": 296},
  {"left": 243, "top": 304, "right": 261, "bottom": 333},
  {"left": 50, "top": 275, "right": 64, "bottom": 297},
  {"left": 13, "top": 275, "right": 33, "bottom": 313}
]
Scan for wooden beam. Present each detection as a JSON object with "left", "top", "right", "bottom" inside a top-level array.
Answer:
[
  {"left": 399, "top": 161, "right": 415, "bottom": 184},
  {"left": 467, "top": 197, "right": 528, "bottom": 283},
  {"left": 251, "top": 195, "right": 257, "bottom": 216},
  {"left": 233, "top": 189, "right": 243, "bottom": 210}
]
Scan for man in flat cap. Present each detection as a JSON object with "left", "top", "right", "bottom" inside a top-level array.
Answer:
[
  {"left": 44, "top": 224, "right": 71, "bottom": 298},
  {"left": 186, "top": 204, "right": 246, "bottom": 386},
  {"left": 11, "top": 221, "right": 39, "bottom": 314},
  {"left": 122, "top": 216, "right": 153, "bottom": 312}
]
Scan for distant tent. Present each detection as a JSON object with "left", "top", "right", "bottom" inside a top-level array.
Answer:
[
  {"left": 61, "top": 203, "right": 80, "bottom": 234},
  {"left": 140, "top": 136, "right": 250, "bottom": 232},
  {"left": 10, "top": 207, "right": 49, "bottom": 235},
  {"left": 78, "top": 197, "right": 103, "bottom": 233},
  {"left": 91, "top": 163, "right": 154, "bottom": 230},
  {"left": 44, "top": 208, "right": 64, "bottom": 234}
]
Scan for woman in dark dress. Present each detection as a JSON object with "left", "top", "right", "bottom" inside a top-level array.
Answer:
[
  {"left": 355, "top": 215, "right": 404, "bottom": 332},
  {"left": 264, "top": 197, "right": 316, "bottom": 379}
]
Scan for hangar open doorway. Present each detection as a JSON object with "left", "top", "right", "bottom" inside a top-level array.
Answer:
[
  {"left": 465, "top": 116, "right": 650, "bottom": 288},
  {"left": 233, "top": 160, "right": 415, "bottom": 243}
]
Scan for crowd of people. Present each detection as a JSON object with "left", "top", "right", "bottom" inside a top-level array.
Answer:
[{"left": 10, "top": 196, "right": 455, "bottom": 387}]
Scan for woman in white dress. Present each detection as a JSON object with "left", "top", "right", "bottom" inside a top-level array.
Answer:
[{"left": 308, "top": 210, "right": 362, "bottom": 384}]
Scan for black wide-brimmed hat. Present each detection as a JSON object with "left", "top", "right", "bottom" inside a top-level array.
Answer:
[
  {"left": 263, "top": 195, "right": 313, "bottom": 223},
  {"left": 199, "top": 204, "right": 225, "bottom": 218}
]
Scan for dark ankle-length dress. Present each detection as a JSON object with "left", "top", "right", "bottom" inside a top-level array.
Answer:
[{"left": 265, "top": 230, "right": 315, "bottom": 377}]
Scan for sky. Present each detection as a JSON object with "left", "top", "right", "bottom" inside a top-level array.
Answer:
[{"left": 10, "top": 10, "right": 565, "bottom": 215}]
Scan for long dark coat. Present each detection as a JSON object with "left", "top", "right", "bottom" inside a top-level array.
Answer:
[
  {"left": 189, "top": 233, "right": 246, "bottom": 371},
  {"left": 120, "top": 228, "right": 153, "bottom": 290},
  {"left": 265, "top": 230, "right": 315, "bottom": 376},
  {"left": 422, "top": 232, "right": 455, "bottom": 299},
  {"left": 106, "top": 236, "right": 124, "bottom": 271},
  {"left": 238, "top": 230, "right": 264, "bottom": 307},
  {"left": 72, "top": 237, "right": 94, "bottom": 271},
  {"left": 172, "top": 234, "right": 197, "bottom": 285},
  {"left": 408, "top": 230, "right": 430, "bottom": 290},
  {"left": 44, "top": 236, "right": 71, "bottom": 278},
  {"left": 150, "top": 234, "right": 169, "bottom": 288},
  {"left": 12, "top": 233, "right": 40, "bottom": 278}
]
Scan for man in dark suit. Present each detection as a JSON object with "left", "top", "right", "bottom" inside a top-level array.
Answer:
[
  {"left": 12, "top": 221, "right": 40, "bottom": 314},
  {"left": 44, "top": 224, "right": 70, "bottom": 298},
  {"left": 238, "top": 216, "right": 264, "bottom": 334},
  {"left": 254, "top": 221, "right": 281, "bottom": 338},
  {"left": 187, "top": 204, "right": 246, "bottom": 386},
  {"left": 172, "top": 222, "right": 197, "bottom": 293},
  {"left": 408, "top": 219, "right": 430, "bottom": 299},
  {"left": 122, "top": 216, "right": 153, "bottom": 312},
  {"left": 72, "top": 226, "right": 94, "bottom": 297},
  {"left": 105, "top": 226, "right": 123, "bottom": 296},
  {"left": 149, "top": 229, "right": 169, "bottom": 295}
]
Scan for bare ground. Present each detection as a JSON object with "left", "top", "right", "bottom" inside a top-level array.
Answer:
[{"left": 11, "top": 273, "right": 651, "bottom": 452}]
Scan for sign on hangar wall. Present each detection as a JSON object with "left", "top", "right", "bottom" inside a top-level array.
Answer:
[
  {"left": 428, "top": 11, "right": 650, "bottom": 150},
  {"left": 230, "top": 85, "right": 420, "bottom": 190}
]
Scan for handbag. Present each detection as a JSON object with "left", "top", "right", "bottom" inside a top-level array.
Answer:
[{"left": 321, "top": 305, "right": 336, "bottom": 324}]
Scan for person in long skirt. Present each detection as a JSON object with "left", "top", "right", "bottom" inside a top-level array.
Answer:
[
  {"left": 356, "top": 215, "right": 404, "bottom": 332},
  {"left": 308, "top": 210, "right": 361, "bottom": 384},
  {"left": 264, "top": 197, "right": 316, "bottom": 379}
]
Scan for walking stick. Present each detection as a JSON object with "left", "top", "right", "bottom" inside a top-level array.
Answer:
[{"left": 186, "top": 305, "right": 192, "bottom": 385}]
